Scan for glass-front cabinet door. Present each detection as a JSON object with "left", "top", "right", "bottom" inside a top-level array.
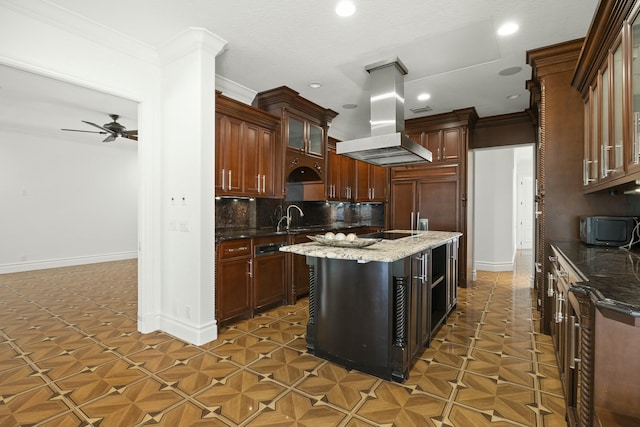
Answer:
[
  {"left": 611, "top": 41, "right": 624, "bottom": 176},
  {"left": 288, "top": 117, "right": 305, "bottom": 151},
  {"left": 629, "top": 13, "right": 640, "bottom": 170},
  {"left": 584, "top": 99, "right": 597, "bottom": 186},
  {"left": 308, "top": 123, "right": 323, "bottom": 156}
]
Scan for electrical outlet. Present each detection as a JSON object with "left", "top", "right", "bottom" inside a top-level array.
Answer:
[{"left": 179, "top": 221, "right": 189, "bottom": 232}]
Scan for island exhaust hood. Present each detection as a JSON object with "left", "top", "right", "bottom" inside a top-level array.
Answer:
[{"left": 336, "top": 57, "right": 432, "bottom": 166}]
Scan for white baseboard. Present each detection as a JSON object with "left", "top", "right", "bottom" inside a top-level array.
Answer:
[
  {"left": 0, "top": 251, "right": 137, "bottom": 274},
  {"left": 474, "top": 260, "right": 514, "bottom": 272},
  {"left": 160, "top": 313, "right": 218, "bottom": 346}
]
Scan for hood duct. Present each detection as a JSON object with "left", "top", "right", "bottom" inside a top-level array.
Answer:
[{"left": 336, "top": 57, "right": 432, "bottom": 166}]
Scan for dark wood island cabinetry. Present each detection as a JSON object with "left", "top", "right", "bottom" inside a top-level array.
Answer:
[{"left": 281, "top": 230, "right": 460, "bottom": 382}]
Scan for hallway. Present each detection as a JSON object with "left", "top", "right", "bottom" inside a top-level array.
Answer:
[{"left": 0, "top": 251, "right": 564, "bottom": 426}]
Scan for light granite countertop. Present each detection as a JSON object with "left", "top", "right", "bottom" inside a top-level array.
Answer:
[{"left": 279, "top": 230, "right": 462, "bottom": 263}]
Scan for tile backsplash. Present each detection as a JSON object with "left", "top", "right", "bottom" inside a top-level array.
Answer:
[{"left": 215, "top": 198, "right": 384, "bottom": 231}]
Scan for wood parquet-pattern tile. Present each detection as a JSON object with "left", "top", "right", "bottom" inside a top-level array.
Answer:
[{"left": 0, "top": 251, "right": 566, "bottom": 426}]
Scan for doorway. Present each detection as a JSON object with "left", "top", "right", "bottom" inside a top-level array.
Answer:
[{"left": 473, "top": 144, "right": 534, "bottom": 282}]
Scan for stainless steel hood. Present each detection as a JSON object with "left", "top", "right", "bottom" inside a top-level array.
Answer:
[{"left": 336, "top": 57, "right": 432, "bottom": 166}]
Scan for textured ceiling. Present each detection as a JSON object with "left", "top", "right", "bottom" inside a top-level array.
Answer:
[{"left": 0, "top": 0, "right": 599, "bottom": 142}]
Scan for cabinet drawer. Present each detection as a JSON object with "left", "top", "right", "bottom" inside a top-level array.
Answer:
[{"left": 218, "top": 239, "right": 251, "bottom": 259}]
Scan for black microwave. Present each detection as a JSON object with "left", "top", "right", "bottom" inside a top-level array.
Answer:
[{"left": 579, "top": 216, "right": 637, "bottom": 246}]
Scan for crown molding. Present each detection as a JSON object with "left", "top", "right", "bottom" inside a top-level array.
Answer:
[
  {"left": 0, "top": 0, "right": 159, "bottom": 65},
  {"left": 158, "top": 27, "right": 227, "bottom": 66},
  {"left": 215, "top": 75, "right": 256, "bottom": 106}
]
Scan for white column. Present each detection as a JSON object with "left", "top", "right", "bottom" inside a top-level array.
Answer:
[{"left": 158, "top": 28, "right": 227, "bottom": 344}]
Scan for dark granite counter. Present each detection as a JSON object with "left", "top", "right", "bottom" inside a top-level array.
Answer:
[
  {"left": 215, "top": 223, "right": 381, "bottom": 243},
  {"left": 551, "top": 241, "right": 640, "bottom": 321}
]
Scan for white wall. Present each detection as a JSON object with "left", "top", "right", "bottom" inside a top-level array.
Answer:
[
  {"left": 0, "top": 2, "right": 226, "bottom": 345},
  {"left": 0, "top": 130, "right": 138, "bottom": 271},
  {"left": 474, "top": 147, "right": 517, "bottom": 271}
]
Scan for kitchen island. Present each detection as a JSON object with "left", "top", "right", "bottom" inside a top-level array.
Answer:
[{"left": 280, "top": 230, "right": 461, "bottom": 382}]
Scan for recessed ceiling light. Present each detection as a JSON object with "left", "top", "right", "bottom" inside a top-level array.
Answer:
[
  {"left": 336, "top": 1, "right": 355, "bottom": 17},
  {"left": 497, "top": 22, "right": 519, "bottom": 36},
  {"left": 498, "top": 66, "right": 522, "bottom": 76},
  {"left": 308, "top": 81, "right": 322, "bottom": 89},
  {"left": 342, "top": 103, "right": 358, "bottom": 109},
  {"left": 417, "top": 93, "right": 431, "bottom": 101}
]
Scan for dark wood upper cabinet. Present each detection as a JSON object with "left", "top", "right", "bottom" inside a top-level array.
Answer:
[
  {"left": 253, "top": 86, "right": 338, "bottom": 184},
  {"left": 572, "top": 0, "right": 640, "bottom": 193},
  {"left": 215, "top": 92, "right": 282, "bottom": 198}
]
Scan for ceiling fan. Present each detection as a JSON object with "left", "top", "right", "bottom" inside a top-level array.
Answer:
[{"left": 61, "top": 114, "right": 138, "bottom": 142}]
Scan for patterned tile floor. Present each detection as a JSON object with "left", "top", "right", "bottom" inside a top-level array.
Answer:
[{"left": 0, "top": 251, "right": 565, "bottom": 426}]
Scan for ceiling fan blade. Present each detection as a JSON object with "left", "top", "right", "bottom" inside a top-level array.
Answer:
[
  {"left": 82, "top": 120, "right": 115, "bottom": 135},
  {"left": 102, "top": 134, "right": 117, "bottom": 143},
  {"left": 61, "top": 128, "right": 108, "bottom": 135}
]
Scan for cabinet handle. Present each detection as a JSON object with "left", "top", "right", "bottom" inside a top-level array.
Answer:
[
  {"left": 227, "top": 246, "right": 249, "bottom": 253},
  {"left": 228, "top": 170, "right": 232, "bottom": 189},
  {"left": 371, "top": 188, "right": 375, "bottom": 200},
  {"left": 257, "top": 174, "right": 261, "bottom": 193},
  {"left": 248, "top": 259, "right": 253, "bottom": 278},
  {"left": 535, "top": 262, "right": 542, "bottom": 273},
  {"left": 262, "top": 175, "right": 266, "bottom": 193},
  {"left": 555, "top": 294, "right": 564, "bottom": 323},
  {"left": 569, "top": 315, "right": 581, "bottom": 369},
  {"left": 547, "top": 272, "right": 555, "bottom": 297},
  {"left": 221, "top": 169, "right": 226, "bottom": 190},
  {"left": 634, "top": 112, "right": 640, "bottom": 164}
]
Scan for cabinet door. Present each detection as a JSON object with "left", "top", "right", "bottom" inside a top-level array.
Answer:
[
  {"left": 424, "top": 131, "right": 442, "bottom": 161},
  {"left": 630, "top": 15, "right": 640, "bottom": 172},
  {"left": 391, "top": 180, "right": 417, "bottom": 229},
  {"left": 308, "top": 123, "right": 324, "bottom": 157},
  {"left": 244, "top": 124, "right": 274, "bottom": 195},
  {"left": 216, "top": 258, "right": 252, "bottom": 322},
  {"left": 215, "top": 114, "right": 243, "bottom": 194},
  {"left": 253, "top": 253, "right": 286, "bottom": 310},
  {"left": 327, "top": 149, "right": 340, "bottom": 200},
  {"left": 339, "top": 155, "right": 355, "bottom": 200},
  {"left": 243, "top": 123, "right": 261, "bottom": 195},
  {"left": 291, "top": 233, "right": 311, "bottom": 299},
  {"left": 416, "top": 177, "right": 459, "bottom": 232},
  {"left": 442, "top": 128, "right": 462, "bottom": 162},
  {"left": 215, "top": 113, "right": 226, "bottom": 193},
  {"left": 370, "top": 165, "right": 387, "bottom": 201},
  {"left": 354, "top": 160, "right": 370, "bottom": 202},
  {"left": 258, "top": 127, "right": 275, "bottom": 196},
  {"left": 288, "top": 117, "right": 305, "bottom": 151}
]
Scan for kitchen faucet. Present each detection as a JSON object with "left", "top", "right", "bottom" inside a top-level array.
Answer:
[{"left": 277, "top": 204, "right": 304, "bottom": 232}]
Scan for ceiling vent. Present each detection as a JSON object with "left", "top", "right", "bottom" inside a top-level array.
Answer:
[{"left": 409, "top": 105, "right": 433, "bottom": 114}]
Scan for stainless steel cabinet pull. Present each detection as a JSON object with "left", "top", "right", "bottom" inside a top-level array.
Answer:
[
  {"left": 221, "top": 169, "right": 226, "bottom": 190},
  {"left": 228, "top": 170, "right": 232, "bottom": 189},
  {"left": 262, "top": 174, "right": 266, "bottom": 193},
  {"left": 248, "top": 259, "right": 253, "bottom": 278},
  {"left": 547, "top": 272, "right": 555, "bottom": 297},
  {"left": 257, "top": 174, "right": 261, "bottom": 193},
  {"left": 569, "top": 315, "right": 580, "bottom": 369}
]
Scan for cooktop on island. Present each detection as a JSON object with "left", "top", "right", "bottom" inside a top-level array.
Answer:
[{"left": 361, "top": 231, "right": 415, "bottom": 240}]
